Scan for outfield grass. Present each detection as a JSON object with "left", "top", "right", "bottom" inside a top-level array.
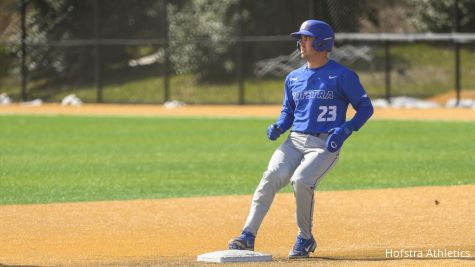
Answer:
[{"left": 1, "top": 115, "right": 474, "bottom": 204}]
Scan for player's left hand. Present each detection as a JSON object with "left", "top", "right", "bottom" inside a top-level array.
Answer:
[
  {"left": 267, "top": 124, "right": 283, "bottom": 141},
  {"left": 326, "top": 122, "right": 354, "bottom": 152}
]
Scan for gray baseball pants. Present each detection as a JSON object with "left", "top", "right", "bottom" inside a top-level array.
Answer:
[{"left": 243, "top": 132, "right": 339, "bottom": 240}]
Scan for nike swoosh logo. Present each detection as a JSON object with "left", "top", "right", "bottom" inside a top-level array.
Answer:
[
  {"left": 305, "top": 243, "right": 313, "bottom": 252},
  {"left": 329, "top": 76, "right": 337, "bottom": 79}
]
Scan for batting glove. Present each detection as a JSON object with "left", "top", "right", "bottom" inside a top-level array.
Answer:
[
  {"left": 326, "top": 122, "right": 354, "bottom": 152},
  {"left": 267, "top": 124, "right": 283, "bottom": 141}
]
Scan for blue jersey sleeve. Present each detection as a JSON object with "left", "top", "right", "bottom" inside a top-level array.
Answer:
[
  {"left": 339, "top": 71, "right": 373, "bottom": 131},
  {"left": 275, "top": 76, "right": 295, "bottom": 132}
]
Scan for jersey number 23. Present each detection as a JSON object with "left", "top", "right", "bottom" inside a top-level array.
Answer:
[{"left": 317, "top": 105, "right": 337, "bottom": 122}]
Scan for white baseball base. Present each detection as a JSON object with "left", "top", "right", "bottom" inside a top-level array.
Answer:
[{"left": 197, "top": 250, "right": 272, "bottom": 263}]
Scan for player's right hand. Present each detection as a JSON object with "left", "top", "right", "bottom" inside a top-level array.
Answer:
[{"left": 267, "top": 124, "right": 283, "bottom": 141}]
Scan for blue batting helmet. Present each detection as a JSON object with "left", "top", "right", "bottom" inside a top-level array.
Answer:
[{"left": 291, "top": 20, "right": 335, "bottom": 52}]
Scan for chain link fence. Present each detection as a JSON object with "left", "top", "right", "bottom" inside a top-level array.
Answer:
[{"left": 1, "top": 0, "right": 475, "bottom": 105}]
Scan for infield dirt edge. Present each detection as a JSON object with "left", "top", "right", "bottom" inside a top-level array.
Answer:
[{"left": 1, "top": 185, "right": 474, "bottom": 266}]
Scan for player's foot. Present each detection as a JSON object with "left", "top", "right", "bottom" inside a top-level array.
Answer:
[
  {"left": 288, "top": 235, "right": 317, "bottom": 259},
  {"left": 228, "top": 230, "right": 255, "bottom": 251}
]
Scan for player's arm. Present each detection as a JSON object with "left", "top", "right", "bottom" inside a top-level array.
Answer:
[
  {"left": 326, "top": 71, "right": 373, "bottom": 152},
  {"left": 343, "top": 72, "right": 374, "bottom": 131},
  {"left": 268, "top": 77, "right": 295, "bottom": 141}
]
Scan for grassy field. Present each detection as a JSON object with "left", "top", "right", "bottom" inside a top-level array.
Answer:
[{"left": 1, "top": 115, "right": 474, "bottom": 205}]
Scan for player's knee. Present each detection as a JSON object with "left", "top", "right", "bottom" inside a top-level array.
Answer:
[
  {"left": 264, "top": 167, "right": 290, "bottom": 180},
  {"left": 291, "top": 179, "right": 313, "bottom": 193},
  {"left": 261, "top": 168, "right": 290, "bottom": 190}
]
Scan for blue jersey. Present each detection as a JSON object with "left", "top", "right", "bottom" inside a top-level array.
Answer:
[{"left": 276, "top": 60, "right": 373, "bottom": 134}]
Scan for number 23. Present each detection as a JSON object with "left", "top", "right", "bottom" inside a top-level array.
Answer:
[{"left": 317, "top": 106, "right": 337, "bottom": 122}]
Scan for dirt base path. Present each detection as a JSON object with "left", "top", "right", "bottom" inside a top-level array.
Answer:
[
  {"left": 1, "top": 185, "right": 474, "bottom": 266},
  {"left": 1, "top": 103, "right": 475, "bottom": 121}
]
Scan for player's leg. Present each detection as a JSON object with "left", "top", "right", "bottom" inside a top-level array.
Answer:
[
  {"left": 292, "top": 149, "right": 339, "bottom": 239},
  {"left": 229, "top": 134, "right": 304, "bottom": 250},
  {"left": 289, "top": 135, "right": 339, "bottom": 258},
  {"left": 243, "top": 135, "right": 303, "bottom": 235}
]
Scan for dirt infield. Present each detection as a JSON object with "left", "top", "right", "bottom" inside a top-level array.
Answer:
[
  {"left": 0, "top": 186, "right": 474, "bottom": 266},
  {"left": 1, "top": 103, "right": 475, "bottom": 121},
  {"left": 1, "top": 104, "right": 474, "bottom": 266}
]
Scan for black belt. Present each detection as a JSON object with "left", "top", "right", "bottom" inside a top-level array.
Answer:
[{"left": 292, "top": 131, "right": 328, "bottom": 137}]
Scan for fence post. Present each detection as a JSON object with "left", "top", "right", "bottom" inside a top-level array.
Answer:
[
  {"left": 93, "top": 0, "right": 102, "bottom": 103},
  {"left": 453, "top": 0, "right": 461, "bottom": 106},
  {"left": 236, "top": 0, "right": 244, "bottom": 105},
  {"left": 384, "top": 41, "right": 391, "bottom": 104},
  {"left": 454, "top": 42, "right": 461, "bottom": 106},
  {"left": 162, "top": 0, "right": 170, "bottom": 103},
  {"left": 20, "top": 0, "right": 27, "bottom": 101}
]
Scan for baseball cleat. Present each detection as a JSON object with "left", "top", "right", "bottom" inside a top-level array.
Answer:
[
  {"left": 228, "top": 230, "right": 255, "bottom": 251},
  {"left": 288, "top": 235, "right": 317, "bottom": 259}
]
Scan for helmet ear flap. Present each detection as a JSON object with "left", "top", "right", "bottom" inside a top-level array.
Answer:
[
  {"left": 312, "top": 37, "right": 333, "bottom": 52},
  {"left": 298, "top": 39, "right": 323, "bottom": 51},
  {"left": 312, "top": 39, "right": 320, "bottom": 51}
]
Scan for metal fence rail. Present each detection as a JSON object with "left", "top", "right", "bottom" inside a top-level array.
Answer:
[{"left": 7, "top": 33, "right": 474, "bottom": 105}]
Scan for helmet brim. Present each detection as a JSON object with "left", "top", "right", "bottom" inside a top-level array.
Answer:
[{"left": 290, "top": 30, "right": 315, "bottom": 39}]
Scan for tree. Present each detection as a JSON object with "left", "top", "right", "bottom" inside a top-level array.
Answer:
[
  {"left": 0, "top": 0, "right": 19, "bottom": 78},
  {"left": 407, "top": 0, "right": 475, "bottom": 32},
  {"left": 26, "top": 0, "right": 165, "bottom": 85},
  {"left": 167, "top": 0, "right": 239, "bottom": 82}
]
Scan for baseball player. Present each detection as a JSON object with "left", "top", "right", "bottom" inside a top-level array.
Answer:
[{"left": 228, "top": 20, "right": 374, "bottom": 259}]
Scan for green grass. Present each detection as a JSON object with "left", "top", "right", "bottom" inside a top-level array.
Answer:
[{"left": 1, "top": 115, "right": 474, "bottom": 205}]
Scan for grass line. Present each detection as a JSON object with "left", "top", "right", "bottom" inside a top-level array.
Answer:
[{"left": 1, "top": 115, "right": 474, "bottom": 204}]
